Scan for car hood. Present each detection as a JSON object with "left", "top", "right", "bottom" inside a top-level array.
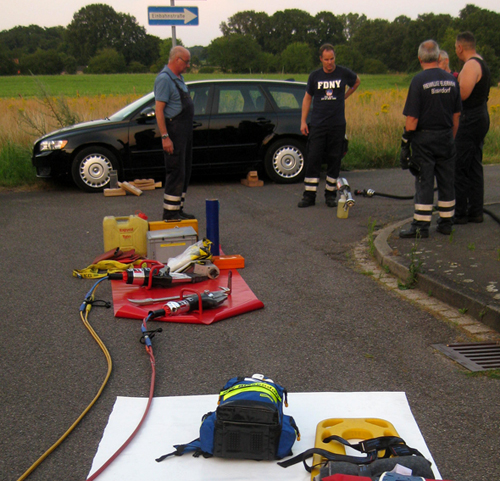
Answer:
[{"left": 36, "top": 118, "right": 113, "bottom": 141}]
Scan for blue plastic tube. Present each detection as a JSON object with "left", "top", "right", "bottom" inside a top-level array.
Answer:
[{"left": 206, "top": 199, "right": 220, "bottom": 255}]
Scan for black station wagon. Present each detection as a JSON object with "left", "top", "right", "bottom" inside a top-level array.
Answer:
[{"left": 32, "top": 79, "right": 309, "bottom": 192}]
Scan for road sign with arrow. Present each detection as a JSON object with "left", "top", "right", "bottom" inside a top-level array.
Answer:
[{"left": 148, "top": 6, "right": 199, "bottom": 26}]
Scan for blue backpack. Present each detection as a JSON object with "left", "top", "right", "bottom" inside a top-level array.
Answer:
[{"left": 156, "top": 374, "right": 300, "bottom": 462}]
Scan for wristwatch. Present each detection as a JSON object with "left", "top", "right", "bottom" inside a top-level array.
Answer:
[{"left": 161, "top": 133, "right": 169, "bottom": 139}]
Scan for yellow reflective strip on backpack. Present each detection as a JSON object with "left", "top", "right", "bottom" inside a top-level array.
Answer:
[
  {"left": 72, "top": 260, "right": 134, "bottom": 279},
  {"left": 220, "top": 383, "right": 281, "bottom": 403}
]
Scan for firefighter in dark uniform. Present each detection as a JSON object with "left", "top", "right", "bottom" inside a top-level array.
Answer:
[
  {"left": 399, "top": 40, "right": 462, "bottom": 238},
  {"left": 154, "top": 46, "right": 195, "bottom": 221},
  {"left": 298, "top": 43, "right": 360, "bottom": 208},
  {"left": 454, "top": 31, "right": 491, "bottom": 224}
]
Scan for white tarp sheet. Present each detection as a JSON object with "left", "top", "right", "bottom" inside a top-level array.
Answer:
[{"left": 88, "top": 391, "right": 441, "bottom": 480}]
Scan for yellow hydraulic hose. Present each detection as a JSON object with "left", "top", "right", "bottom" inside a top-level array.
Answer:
[{"left": 16, "top": 279, "right": 112, "bottom": 481}]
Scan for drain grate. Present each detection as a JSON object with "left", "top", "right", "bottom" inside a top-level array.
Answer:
[{"left": 433, "top": 342, "right": 500, "bottom": 371}]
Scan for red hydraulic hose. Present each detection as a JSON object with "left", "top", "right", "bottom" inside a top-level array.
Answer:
[{"left": 86, "top": 341, "right": 156, "bottom": 480}]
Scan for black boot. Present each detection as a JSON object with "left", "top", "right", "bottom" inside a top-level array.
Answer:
[
  {"left": 325, "top": 192, "right": 337, "bottom": 208},
  {"left": 179, "top": 209, "right": 196, "bottom": 219},
  {"left": 399, "top": 226, "right": 429, "bottom": 239},
  {"left": 436, "top": 222, "right": 453, "bottom": 235},
  {"left": 298, "top": 193, "right": 315, "bottom": 208},
  {"left": 163, "top": 210, "right": 181, "bottom": 221}
]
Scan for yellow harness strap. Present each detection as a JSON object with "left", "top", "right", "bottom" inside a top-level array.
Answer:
[{"left": 73, "top": 260, "right": 136, "bottom": 279}]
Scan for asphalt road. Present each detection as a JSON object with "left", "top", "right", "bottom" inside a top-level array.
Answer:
[{"left": 1, "top": 167, "right": 499, "bottom": 481}]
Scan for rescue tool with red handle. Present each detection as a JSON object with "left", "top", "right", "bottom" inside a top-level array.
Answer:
[{"left": 109, "top": 267, "right": 208, "bottom": 289}]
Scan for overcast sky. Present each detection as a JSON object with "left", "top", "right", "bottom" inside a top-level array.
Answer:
[{"left": 1, "top": 0, "right": 499, "bottom": 47}]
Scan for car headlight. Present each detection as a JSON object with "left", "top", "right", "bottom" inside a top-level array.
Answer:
[{"left": 40, "top": 140, "right": 68, "bottom": 151}]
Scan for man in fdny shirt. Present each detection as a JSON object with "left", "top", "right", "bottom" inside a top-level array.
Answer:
[
  {"left": 399, "top": 40, "right": 462, "bottom": 238},
  {"left": 298, "top": 43, "right": 360, "bottom": 208}
]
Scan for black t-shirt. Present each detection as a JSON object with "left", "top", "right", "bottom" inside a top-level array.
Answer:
[
  {"left": 306, "top": 66, "right": 358, "bottom": 127},
  {"left": 403, "top": 68, "right": 462, "bottom": 130}
]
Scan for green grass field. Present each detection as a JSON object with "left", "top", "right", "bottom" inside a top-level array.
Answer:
[
  {"left": 0, "top": 73, "right": 415, "bottom": 98},
  {"left": 0, "top": 72, "right": 497, "bottom": 189}
]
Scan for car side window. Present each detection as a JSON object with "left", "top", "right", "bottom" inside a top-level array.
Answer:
[
  {"left": 217, "top": 85, "right": 267, "bottom": 114},
  {"left": 267, "top": 86, "right": 303, "bottom": 110},
  {"left": 190, "top": 85, "right": 211, "bottom": 115}
]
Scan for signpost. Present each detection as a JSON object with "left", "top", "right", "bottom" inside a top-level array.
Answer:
[{"left": 148, "top": 2, "right": 199, "bottom": 47}]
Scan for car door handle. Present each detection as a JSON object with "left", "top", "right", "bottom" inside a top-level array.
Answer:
[
  {"left": 193, "top": 121, "right": 203, "bottom": 128},
  {"left": 256, "top": 118, "right": 271, "bottom": 124}
]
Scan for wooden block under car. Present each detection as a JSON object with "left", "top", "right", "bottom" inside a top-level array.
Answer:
[
  {"left": 131, "top": 179, "right": 156, "bottom": 190},
  {"left": 103, "top": 188, "right": 126, "bottom": 197},
  {"left": 241, "top": 170, "right": 263, "bottom": 187},
  {"left": 118, "top": 181, "right": 143, "bottom": 196}
]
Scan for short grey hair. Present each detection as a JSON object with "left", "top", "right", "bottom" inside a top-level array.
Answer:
[
  {"left": 439, "top": 50, "right": 449, "bottom": 61},
  {"left": 418, "top": 40, "right": 440, "bottom": 63}
]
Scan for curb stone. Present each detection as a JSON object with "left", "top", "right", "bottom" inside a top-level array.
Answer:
[{"left": 354, "top": 219, "right": 500, "bottom": 342}]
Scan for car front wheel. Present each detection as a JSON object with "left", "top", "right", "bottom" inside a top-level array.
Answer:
[
  {"left": 264, "top": 138, "right": 306, "bottom": 183},
  {"left": 71, "top": 146, "right": 117, "bottom": 192}
]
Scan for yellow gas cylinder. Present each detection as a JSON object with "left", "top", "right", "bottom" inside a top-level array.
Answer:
[
  {"left": 103, "top": 214, "right": 148, "bottom": 256},
  {"left": 311, "top": 418, "right": 400, "bottom": 480}
]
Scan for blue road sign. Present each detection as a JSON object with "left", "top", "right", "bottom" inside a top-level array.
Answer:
[{"left": 148, "top": 6, "right": 199, "bottom": 26}]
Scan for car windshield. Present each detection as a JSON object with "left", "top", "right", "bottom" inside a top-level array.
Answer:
[{"left": 108, "top": 92, "right": 155, "bottom": 121}]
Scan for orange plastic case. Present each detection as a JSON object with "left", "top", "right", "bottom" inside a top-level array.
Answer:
[{"left": 212, "top": 255, "right": 245, "bottom": 269}]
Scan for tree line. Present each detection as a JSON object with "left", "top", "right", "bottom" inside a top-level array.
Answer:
[{"left": 0, "top": 3, "right": 498, "bottom": 82}]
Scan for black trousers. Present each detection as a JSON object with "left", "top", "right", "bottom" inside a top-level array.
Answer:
[
  {"left": 410, "top": 129, "right": 456, "bottom": 229},
  {"left": 163, "top": 125, "right": 193, "bottom": 212},
  {"left": 454, "top": 103, "right": 490, "bottom": 218},
  {"left": 303, "top": 123, "right": 345, "bottom": 197},
  {"left": 163, "top": 90, "right": 194, "bottom": 214}
]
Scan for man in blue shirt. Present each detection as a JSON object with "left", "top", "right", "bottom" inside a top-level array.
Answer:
[
  {"left": 298, "top": 43, "right": 360, "bottom": 208},
  {"left": 154, "top": 46, "right": 195, "bottom": 220}
]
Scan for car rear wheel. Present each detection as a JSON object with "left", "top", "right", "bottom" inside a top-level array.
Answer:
[
  {"left": 71, "top": 146, "right": 117, "bottom": 192},
  {"left": 264, "top": 138, "right": 305, "bottom": 183}
]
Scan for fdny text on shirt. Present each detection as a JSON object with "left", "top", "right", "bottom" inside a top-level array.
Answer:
[{"left": 318, "top": 81, "right": 342, "bottom": 89}]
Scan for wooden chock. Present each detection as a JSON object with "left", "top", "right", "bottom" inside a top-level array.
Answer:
[
  {"left": 241, "top": 170, "right": 264, "bottom": 187},
  {"left": 131, "top": 179, "right": 156, "bottom": 190},
  {"left": 103, "top": 188, "right": 126, "bottom": 197},
  {"left": 118, "top": 181, "right": 143, "bottom": 196}
]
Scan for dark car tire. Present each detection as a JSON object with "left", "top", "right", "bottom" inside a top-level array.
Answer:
[
  {"left": 71, "top": 146, "right": 117, "bottom": 192},
  {"left": 264, "top": 138, "right": 306, "bottom": 184}
]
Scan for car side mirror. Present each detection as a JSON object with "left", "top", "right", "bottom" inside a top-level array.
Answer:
[{"left": 139, "top": 107, "right": 156, "bottom": 118}]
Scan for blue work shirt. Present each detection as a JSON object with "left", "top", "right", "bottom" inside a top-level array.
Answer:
[{"left": 154, "top": 66, "right": 189, "bottom": 119}]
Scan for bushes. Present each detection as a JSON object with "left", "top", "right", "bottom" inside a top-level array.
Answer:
[
  {"left": 362, "top": 59, "right": 388, "bottom": 75},
  {"left": 198, "top": 66, "right": 215, "bottom": 74},
  {"left": 20, "top": 49, "right": 64, "bottom": 75},
  {"left": 0, "top": 140, "right": 36, "bottom": 187},
  {"left": 86, "top": 48, "right": 126, "bottom": 74}
]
